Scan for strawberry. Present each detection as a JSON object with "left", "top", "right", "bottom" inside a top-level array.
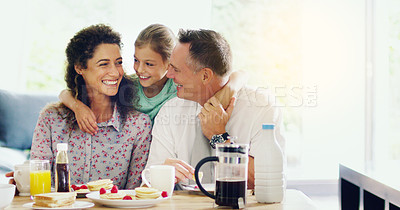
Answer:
[
  {"left": 123, "top": 195, "right": 132, "bottom": 200},
  {"left": 111, "top": 185, "right": 118, "bottom": 193},
  {"left": 161, "top": 191, "right": 168, "bottom": 198},
  {"left": 75, "top": 186, "right": 81, "bottom": 190},
  {"left": 194, "top": 185, "right": 199, "bottom": 189},
  {"left": 80, "top": 185, "right": 88, "bottom": 189},
  {"left": 99, "top": 188, "right": 106, "bottom": 194},
  {"left": 71, "top": 185, "right": 77, "bottom": 190}
]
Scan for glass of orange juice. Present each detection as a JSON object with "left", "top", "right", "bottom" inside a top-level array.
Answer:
[{"left": 30, "top": 160, "right": 51, "bottom": 195}]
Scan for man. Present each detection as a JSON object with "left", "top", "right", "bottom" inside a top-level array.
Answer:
[{"left": 146, "top": 29, "right": 285, "bottom": 189}]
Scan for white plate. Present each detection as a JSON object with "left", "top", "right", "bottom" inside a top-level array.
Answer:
[
  {"left": 85, "top": 190, "right": 169, "bottom": 208},
  {"left": 181, "top": 183, "right": 215, "bottom": 195},
  {"left": 22, "top": 201, "right": 94, "bottom": 209}
]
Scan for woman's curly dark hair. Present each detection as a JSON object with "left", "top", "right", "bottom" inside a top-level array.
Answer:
[{"left": 63, "top": 24, "right": 139, "bottom": 126}]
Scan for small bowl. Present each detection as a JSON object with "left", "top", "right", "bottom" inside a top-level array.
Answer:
[{"left": 0, "top": 184, "right": 16, "bottom": 209}]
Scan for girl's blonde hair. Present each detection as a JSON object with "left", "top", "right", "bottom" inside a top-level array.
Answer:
[{"left": 135, "top": 24, "right": 176, "bottom": 63}]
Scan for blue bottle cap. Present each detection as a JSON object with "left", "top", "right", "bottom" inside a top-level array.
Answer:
[{"left": 262, "top": 124, "right": 275, "bottom": 129}]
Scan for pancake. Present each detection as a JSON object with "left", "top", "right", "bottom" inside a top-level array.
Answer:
[
  {"left": 100, "top": 191, "right": 126, "bottom": 200},
  {"left": 135, "top": 187, "right": 161, "bottom": 199},
  {"left": 87, "top": 179, "right": 113, "bottom": 191}
]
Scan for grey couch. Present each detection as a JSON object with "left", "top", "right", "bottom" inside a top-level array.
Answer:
[{"left": 0, "top": 89, "right": 58, "bottom": 183}]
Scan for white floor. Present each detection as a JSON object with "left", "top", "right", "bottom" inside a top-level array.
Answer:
[{"left": 309, "top": 195, "right": 339, "bottom": 210}]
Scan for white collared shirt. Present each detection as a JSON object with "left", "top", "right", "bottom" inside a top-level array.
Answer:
[{"left": 146, "top": 86, "right": 285, "bottom": 176}]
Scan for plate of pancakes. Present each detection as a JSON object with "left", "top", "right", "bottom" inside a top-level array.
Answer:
[{"left": 85, "top": 187, "right": 169, "bottom": 208}]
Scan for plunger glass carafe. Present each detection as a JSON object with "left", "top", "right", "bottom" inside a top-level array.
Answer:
[{"left": 195, "top": 143, "right": 249, "bottom": 209}]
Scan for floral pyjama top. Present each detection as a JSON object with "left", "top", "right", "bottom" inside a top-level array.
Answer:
[{"left": 30, "top": 104, "right": 152, "bottom": 189}]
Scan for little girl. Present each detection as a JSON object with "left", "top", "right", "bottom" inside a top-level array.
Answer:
[{"left": 59, "top": 24, "right": 246, "bottom": 135}]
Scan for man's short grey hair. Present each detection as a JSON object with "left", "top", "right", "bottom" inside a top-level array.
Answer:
[{"left": 177, "top": 29, "right": 232, "bottom": 76}]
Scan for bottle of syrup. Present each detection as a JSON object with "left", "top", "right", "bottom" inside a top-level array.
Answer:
[{"left": 55, "top": 143, "right": 70, "bottom": 192}]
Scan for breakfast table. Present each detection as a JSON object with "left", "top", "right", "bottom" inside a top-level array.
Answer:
[{"left": 6, "top": 189, "right": 316, "bottom": 209}]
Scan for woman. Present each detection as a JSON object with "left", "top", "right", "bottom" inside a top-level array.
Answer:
[{"left": 30, "top": 24, "right": 152, "bottom": 189}]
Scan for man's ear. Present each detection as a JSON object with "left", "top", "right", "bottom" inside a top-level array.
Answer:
[
  {"left": 75, "top": 65, "right": 83, "bottom": 75},
  {"left": 201, "top": 68, "right": 214, "bottom": 84}
]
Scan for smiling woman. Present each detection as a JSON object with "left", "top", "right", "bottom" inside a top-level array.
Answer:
[
  {"left": 74, "top": 43, "right": 124, "bottom": 121},
  {"left": 63, "top": 24, "right": 138, "bottom": 124},
  {"left": 27, "top": 24, "right": 153, "bottom": 190}
]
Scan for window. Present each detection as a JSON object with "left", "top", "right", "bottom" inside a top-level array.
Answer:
[
  {"left": 211, "top": 0, "right": 366, "bottom": 181},
  {"left": 373, "top": 0, "right": 400, "bottom": 165}
]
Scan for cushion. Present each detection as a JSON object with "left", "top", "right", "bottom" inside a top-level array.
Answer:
[
  {"left": 0, "top": 146, "right": 29, "bottom": 171},
  {"left": 0, "top": 146, "right": 29, "bottom": 184},
  {"left": 0, "top": 89, "right": 58, "bottom": 150}
]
